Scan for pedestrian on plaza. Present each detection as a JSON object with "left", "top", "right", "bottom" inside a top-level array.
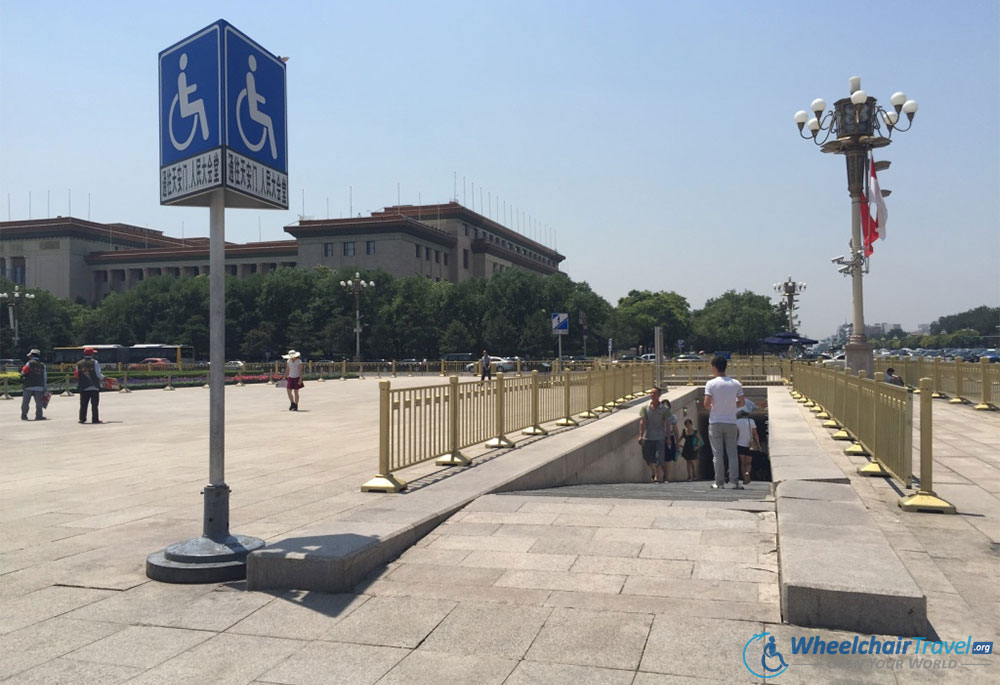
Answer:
[
  {"left": 282, "top": 349, "right": 303, "bottom": 411},
  {"left": 479, "top": 349, "right": 492, "bottom": 383},
  {"left": 679, "top": 418, "right": 702, "bottom": 481},
  {"left": 663, "top": 398, "right": 681, "bottom": 470},
  {"left": 736, "top": 408, "right": 762, "bottom": 485},
  {"left": 884, "top": 367, "right": 905, "bottom": 386},
  {"left": 703, "top": 355, "right": 745, "bottom": 489},
  {"left": 75, "top": 347, "right": 105, "bottom": 424},
  {"left": 20, "top": 348, "right": 48, "bottom": 421},
  {"left": 638, "top": 387, "right": 672, "bottom": 483}
]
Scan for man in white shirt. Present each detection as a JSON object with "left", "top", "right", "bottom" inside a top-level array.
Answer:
[{"left": 703, "top": 355, "right": 745, "bottom": 489}]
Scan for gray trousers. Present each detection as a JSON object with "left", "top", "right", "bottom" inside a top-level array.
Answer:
[
  {"left": 21, "top": 390, "right": 44, "bottom": 419},
  {"left": 708, "top": 422, "right": 739, "bottom": 485}
]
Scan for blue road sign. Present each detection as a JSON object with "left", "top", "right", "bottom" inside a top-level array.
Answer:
[
  {"left": 552, "top": 312, "right": 569, "bottom": 335},
  {"left": 159, "top": 20, "right": 287, "bottom": 209}
]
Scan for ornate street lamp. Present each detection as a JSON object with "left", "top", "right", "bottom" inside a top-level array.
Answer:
[
  {"left": 773, "top": 276, "right": 806, "bottom": 332},
  {"left": 794, "top": 76, "right": 917, "bottom": 377},
  {"left": 340, "top": 272, "right": 375, "bottom": 362},
  {"left": 0, "top": 285, "right": 36, "bottom": 347}
]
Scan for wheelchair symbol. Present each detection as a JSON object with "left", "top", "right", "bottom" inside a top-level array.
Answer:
[
  {"left": 235, "top": 55, "right": 277, "bottom": 159},
  {"left": 168, "top": 53, "right": 209, "bottom": 152}
]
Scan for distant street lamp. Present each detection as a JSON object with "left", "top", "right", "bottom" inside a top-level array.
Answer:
[
  {"left": 773, "top": 276, "right": 806, "bottom": 332},
  {"left": 0, "top": 285, "right": 35, "bottom": 347},
  {"left": 340, "top": 272, "right": 375, "bottom": 362},
  {"left": 794, "top": 76, "right": 918, "bottom": 377}
]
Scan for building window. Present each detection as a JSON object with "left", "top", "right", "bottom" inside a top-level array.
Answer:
[
  {"left": 416, "top": 244, "right": 421, "bottom": 258},
  {"left": 343, "top": 242, "right": 355, "bottom": 257},
  {"left": 323, "top": 242, "right": 334, "bottom": 257},
  {"left": 366, "top": 240, "right": 375, "bottom": 255},
  {"left": 425, "top": 247, "right": 431, "bottom": 260},
  {"left": 463, "top": 223, "right": 468, "bottom": 236},
  {"left": 434, "top": 250, "right": 440, "bottom": 263},
  {"left": 443, "top": 253, "right": 449, "bottom": 266},
  {"left": 463, "top": 249, "right": 469, "bottom": 269}
]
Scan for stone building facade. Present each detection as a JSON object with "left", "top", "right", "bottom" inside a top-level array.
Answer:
[{"left": 0, "top": 202, "right": 563, "bottom": 302}]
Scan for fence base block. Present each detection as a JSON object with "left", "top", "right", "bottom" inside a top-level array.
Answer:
[
  {"left": 948, "top": 397, "right": 967, "bottom": 405},
  {"left": 857, "top": 460, "right": 890, "bottom": 477},
  {"left": 931, "top": 391, "right": 946, "bottom": 399},
  {"left": 522, "top": 425, "right": 548, "bottom": 436},
  {"left": 435, "top": 452, "right": 471, "bottom": 467},
  {"left": 822, "top": 419, "right": 840, "bottom": 428},
  {"left": 578, "top": 411, "right": 597, "bottom": 419},
  {"left": 486, "top": 436, "right": 514, "bottom": 449},
  {"left": 844, "top": 442, "right": 870, "bottom": 457},
  {"left": 555, "top": 417, "right": 578, "bottom": 427},
  {"left": 361, "top": 474, "right": 408, "bottom": 493},
  {"left": 973, "top": 402, "right": 996, "bottom": 411},
  {"left": 815, "top": 411, "right": 830, "bottom": 420},
  {"left": 831, "top": 429, "right": 852, "bottom": 440},
  {"left": 899, "top": 491, "right": 956, "bottom": 514}
]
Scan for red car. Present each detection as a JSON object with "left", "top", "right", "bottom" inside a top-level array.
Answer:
[{"left": 136, "top": 357, "right": 172, "bottom": 366}]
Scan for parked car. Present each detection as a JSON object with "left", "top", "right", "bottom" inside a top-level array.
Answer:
[
  {"left": 224, "top": 360, "right": 245, "bottom": 369},
  {"left": 0, "top": 358, "right": 19, "bottom": 372},
  {"left": 675, "top": 354, "right": 703, "bottom": 362},
  {"left": 464, "top": 356, "right": 515, "bottom": 373}
]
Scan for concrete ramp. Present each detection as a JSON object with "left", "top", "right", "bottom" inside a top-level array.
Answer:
[{"left": 768, "top": 389, "right": 927, "bottom": 636}]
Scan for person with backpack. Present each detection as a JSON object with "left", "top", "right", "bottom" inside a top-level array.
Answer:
[
  {"left": 20, "top": 348, "right": 47, "bottom": 421},
  {"left": 75, "top": 347, "right": 105, "bottom": 424}
]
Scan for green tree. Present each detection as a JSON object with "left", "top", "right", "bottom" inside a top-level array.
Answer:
[
  {"left": 611, "top": 290, "right": 691, "bottom": 353},
  {"left": 690, "top": 290, "right": 783, "bottom": 354}
]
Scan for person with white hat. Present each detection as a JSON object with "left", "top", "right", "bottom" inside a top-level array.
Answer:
[
  {"left": 20, "top": 348, "right": 47, "bottom": 421},
  {"left": 282, "top": 349, "right": 304, "bottom": 411}
]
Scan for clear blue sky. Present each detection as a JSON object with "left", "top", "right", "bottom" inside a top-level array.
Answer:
[{"left": 2, "top": 0, "right": 997, "bottom": 338}]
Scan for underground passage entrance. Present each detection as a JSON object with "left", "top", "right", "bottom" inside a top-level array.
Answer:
[{"left": 502, "top": 387, "right": 772, "bottom": 501}]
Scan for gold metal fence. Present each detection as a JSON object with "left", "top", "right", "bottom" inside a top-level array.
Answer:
[
  {"left": 791, "top": 362, "right": 912, "bottom": 486},
  {"left": 362, "top": 365, "right": 651, "bottom": 492},
  {"left": 875, "top": 357, "right": 999, "bottom": 410}
]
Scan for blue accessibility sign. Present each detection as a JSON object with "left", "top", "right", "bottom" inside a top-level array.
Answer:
[
  {"left": 551, "top": 312, "right": 569, "bottom": 335},
  {"left": 159, "top": 20, "right": 287, "bottom": 209}
]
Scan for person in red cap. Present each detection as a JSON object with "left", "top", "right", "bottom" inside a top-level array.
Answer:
[{"left": 74, "top": 347, "right": 105, "bottom": 424}]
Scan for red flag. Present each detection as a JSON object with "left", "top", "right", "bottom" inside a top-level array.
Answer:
[{"left": 861, "top": 155, "right": 888, "bottom": 256}]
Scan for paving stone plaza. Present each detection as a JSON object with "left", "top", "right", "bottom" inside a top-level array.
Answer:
[{"left": 2, "top": 378, "right": 999, "bottom": 683}]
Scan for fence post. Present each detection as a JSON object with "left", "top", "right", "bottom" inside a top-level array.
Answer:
[
  {"left": 931, "top": 358, "right": 945, "bottom": 398},
  {"left": 361, "top": 381, "right": 407, "bottom": 492},
  {"left": 523, "top": 369, "right": 548, "bottom": 435},
  {"left": 899, "top": 378, "right": 955, "bottom": 513},
  {"left": 580, "top": 368, "right": 597, "bottom": 419},
  {"left": 439, "top": 359, "right": 445, "bottom": 377},
  {"left": 392, "top": 360, "right": 397, "bottom": 378},
  {"left": 359, "top": 361, "right": 366, "bottom": 380},
  {"left": 974, "top": 358, "right": 994, "bottom": 411},
  {"left": 686, "top": 362, "right": 694, "bottom": 386},
  {"left": 1, "top": 376, "right": 11, "bottom": 400},
  {"left": 341, "top": 359, "right": 347, "bottom": 380},
  {"left": 949, "top": 360, "right": 967, "bottom": 404},
  {"left": 119, "top": 366, "right": 131, "bottom": 393},
  {"left": 858, "top": 374, "right": 888, "bottom": 477},
  {"left": 486, "top": 372, "right": 514, "bottom": 448},
  {"left": 556, "top": 370, "right": 578, "bottom": 427},
  {"left": 437, "top": 375, "right": 471, "bottom": 465},
  {"left": 844, "top": 371, "right": 869, "bottom": 455},
  {"left": 237, "top": 369, "right": 245, "bottom": 387},
  {"left": 316, "top": 362, "right": 325, "bottom": 382},
  {"left": 164, "top": 370, "right": 175, "bottom": 391}
]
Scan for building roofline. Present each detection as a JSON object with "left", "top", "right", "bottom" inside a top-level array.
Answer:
[
  {"left": 285, "top": 215, "right": 457, "bottom": 247},
  {"left": 0, "top": 216, "right": 182, "bottom": 248},
  {"left": 374, "top": 201, "right": 564, "bottom": 261}
]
